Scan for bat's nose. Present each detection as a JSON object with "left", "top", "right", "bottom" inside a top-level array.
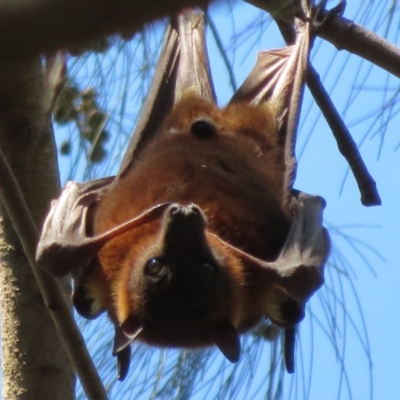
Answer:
[
  {"left": 164, "top": 203, "right": 206, "bottom": 243},
  {"left": 169, "top": 203, "right": 202, "bottom": 219}
]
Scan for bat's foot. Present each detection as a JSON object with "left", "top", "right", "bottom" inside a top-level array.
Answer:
[{"left": 313, "top": 0, "right": 346, "bottom": 31}]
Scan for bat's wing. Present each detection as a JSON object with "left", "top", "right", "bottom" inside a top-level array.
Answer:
[
  {"left": 211, "top": 192, "right": 328, "bottom": 323},
  {"left": 36, "top": 12, "right": 216, "bottom": 377},
  {"left": 275, "top": 192, "right": 329, "bottom": 373},
  {"left": 36, "top": 11, "right": 214, "bottom": 278},
  {"left": 230, "top": 7, "right": 311, "bottom": 207},
  {"left": 36, "top": 6, "right": 326, "bottom": 376},
  {"left": 36, "top": 178, "right": 113, "bottom": 277},
  {"left": 35, "top": 178, "right": 173, "bottom": 277},
  {"left": 211, "top": 192, "right": 329, "bottom": 372},
  {"left": 230, "top": 6, "right": 328, "bottom": 372},
  {"left": 118, "top": 11, "right": 215, "bottom": 178}
]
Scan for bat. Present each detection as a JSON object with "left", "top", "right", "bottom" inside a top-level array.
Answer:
[
  {"left": 36, "top": 7, "right": 329, "bottom": 381},
  {"left": 76, "top": 92, "right": 293, "bottom": 374}
]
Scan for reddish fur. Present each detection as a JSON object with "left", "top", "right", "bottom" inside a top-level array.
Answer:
[{"left": 84, "top": 92, "right": 291, "bottom": 349}]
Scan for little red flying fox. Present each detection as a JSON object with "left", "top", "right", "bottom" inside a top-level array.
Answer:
[
  {"left": 71, "top": 92, "right": 304, "bottom": 380},
  {"left": 36, "top": 9, "right": 327, "bottom": 383}
]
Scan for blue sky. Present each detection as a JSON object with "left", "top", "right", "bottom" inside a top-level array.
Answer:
[{"left": 54, "top": 1, "right": 400, "bottom": 399}]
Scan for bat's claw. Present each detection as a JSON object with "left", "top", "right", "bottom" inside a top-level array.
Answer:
[
  {"left": 114, "top": 320, "right": 143, "bottom": 380},
  {"left": 313, "top": 0, "right": 346, "bottom": 31},
  {"left": 330, "top": 0, "right": 346, "bottom": 17},
  {"left": 113, "top": 318, "right": 143, "bottom": 355}
]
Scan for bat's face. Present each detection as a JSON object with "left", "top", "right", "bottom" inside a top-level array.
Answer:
[{"left": 113, "top": 204, "right": 244, "bottom": 362}]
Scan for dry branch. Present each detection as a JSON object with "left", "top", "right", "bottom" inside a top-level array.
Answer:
[
  {"left": 316, "top": 8, "right": 400, "bottom": 79},
  {"left": 0, "top": 0, "right": 211, "bottom": 60},
  {"left": 247, "top": 1, "right": 400, "bottom": 79},
  {"left": 306, "top": 67, "right": 381, "bottom": 206},
  {"left": 0, "top": 0, "right": 397, "bottom": 82}
]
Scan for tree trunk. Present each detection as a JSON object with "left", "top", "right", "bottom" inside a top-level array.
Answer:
[{"left": 0, "top": 59, "right": 75, "bottom": 399}]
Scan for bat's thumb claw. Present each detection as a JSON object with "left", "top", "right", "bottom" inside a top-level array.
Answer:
[{"left": 113, "top": 316, "right": 143, "bottom": 355}]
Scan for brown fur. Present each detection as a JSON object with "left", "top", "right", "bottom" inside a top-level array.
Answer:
[{"left": 82, "top": 92, "right": 291, "bottom": 350}]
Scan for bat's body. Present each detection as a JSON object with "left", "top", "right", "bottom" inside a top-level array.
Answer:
[
  {"left": 75, "top": 93, "right": 293, "bottom": 364},
  {"left": 35, "top": 10, "right": 328, "bottom": 383},
  {"left": 97, "top": 93, "right": 288, "bottom": 262}
]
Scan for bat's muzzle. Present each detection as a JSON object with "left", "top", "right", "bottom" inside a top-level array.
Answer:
[
  {"left": 161, "top": 203, "right": 207, "bottom": 250},
  {"left": 158, "top": 203, "right": 217, "bottom": 280}
]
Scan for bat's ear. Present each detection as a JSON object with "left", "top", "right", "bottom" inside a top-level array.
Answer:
[
  {"left": 213, "top": 320, "right": 241, "bottom": 363},
  {"left": 262, "top": 284, "right": 305, "bottom": 328},
  {"left": 284, "top": 327, "right": 296, "bottom": 374},
  {"left": 116, "top": 345, "right": 131, "bottom": 382},
  {"left": 72, "top": 260, "right": 108, "bottom": 320}
]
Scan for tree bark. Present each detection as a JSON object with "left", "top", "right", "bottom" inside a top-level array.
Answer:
[{"left": 0, "top": 59, "right": 75, "bottom": 399}]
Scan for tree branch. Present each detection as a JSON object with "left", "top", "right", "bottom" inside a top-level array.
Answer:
[
  {"left": 247, "top": 1, "right": 400, "bottom": 79},
  {"left": 0, "top": 146, "right": 108, "bottom": 400},
  {"left": 316, "top": 9, "right": 400, "bottom": 79},
  {"left": 306, "top": 66, "right": 381, "bottom": 206},
  {"left": 0, "top": 0, "right": 211, "bottom": 60}
]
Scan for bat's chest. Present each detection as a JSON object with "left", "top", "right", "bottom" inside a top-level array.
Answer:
[
  {"left": 97, "top": 137, "right": 290, "bottom": 260},
  {"left": 137, "top": 142, "right": 289, "bottom": 260},
  {"left": 143, "top": 139, "right": 272, "bottom": 201}
]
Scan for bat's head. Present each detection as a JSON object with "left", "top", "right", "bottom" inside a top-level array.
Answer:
[{"left": 114, "top": 203, "right": 243, "bottom": 364}]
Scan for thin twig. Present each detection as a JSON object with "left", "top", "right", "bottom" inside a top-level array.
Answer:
[{"left": 0, "top": 147, "right": 108, "bottom": 400}]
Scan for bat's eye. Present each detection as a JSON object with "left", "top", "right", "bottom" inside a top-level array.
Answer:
[
  {"left": 144, "top": 258, "right": 164, "bottom": 276},
  {"left": 200, "top": 262, "right": 217, "bottom": 279},
  {"left": 191, "top": 118, "right": 216, "bottom": 139}
]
